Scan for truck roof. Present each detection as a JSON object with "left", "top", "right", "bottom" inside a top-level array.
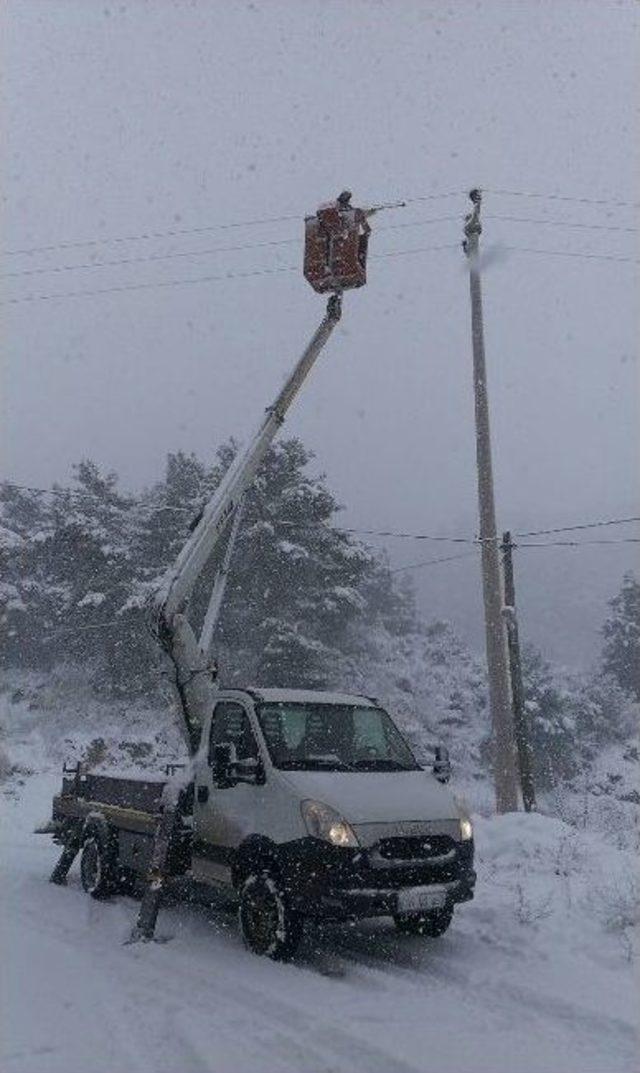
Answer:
[{"left": 225, "top": 687, "right": 378, "bottom": 708}]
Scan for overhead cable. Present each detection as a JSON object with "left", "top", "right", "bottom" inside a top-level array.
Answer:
[
  {"left": 501, "top": 245, "right": 639, "bottom": 265},
  {"left": 3, "top": 213, "right": 302, "bottom": 259},
  {"left": 483, "top": 187, "right": 640, "bottom": 210},
  {"left": 0, "top": 215, "right": 463, "bottom": 281},
  {"left": 1, "top": 263, "right": 299, "bottom": 306},
  {"left": 390, "top": 551, "right": 478, "bottom": 573},
  {"left": 2, "top": 192, "right": 463, "bottom": 260},
  {"left": 4, "top": 184, "right": 637, "bottom": 261},
  {"left": 7, "top": 236, "right": 638, "bottom": 307},
  {"left": 486, "top": 214, "right": 638, "bottom": 234},
  {"left": 3, "top": 482, "right": 639, "bottom": 550},
  {"left": 515, "top": 515, "right": 640, "bottom": 537},
  {"left": 516, "top": 537, "right": 640, "bottom": 548}
]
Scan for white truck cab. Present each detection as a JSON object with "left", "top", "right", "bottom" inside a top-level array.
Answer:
[
  {"left": 189, "top": 687, "right": 476, "bottom": 957},
  {"left": 48, "top": 686, "right": 476, "bottom": 959}
]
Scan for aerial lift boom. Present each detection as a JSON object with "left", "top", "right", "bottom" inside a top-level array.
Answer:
[
  {"left": 153, "top": 291, "right": 343, "bottom": 751},
  {"left": 152, "top": 191, "right": 397, "bottom": 755}
]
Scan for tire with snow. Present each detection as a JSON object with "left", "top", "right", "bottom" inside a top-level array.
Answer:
[
  {"left": 238, "top": 872, "right": 303, "bottom": 960},
  {"left": 393, "top": 905, "right": 453, "bottom": 937},
  {"left": 79, "top": 826, "right": 118, "bottom": 899}
]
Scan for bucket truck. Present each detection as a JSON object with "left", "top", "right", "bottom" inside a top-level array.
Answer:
[{"left": 40, "top": 195, "right": 475, "bottom": 958}]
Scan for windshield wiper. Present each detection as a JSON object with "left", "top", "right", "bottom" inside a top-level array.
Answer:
[
  {"left": 278, "top": 757, "right": 355, "bottom": 772},
  {"left": 350, "top": 758, "right": 419, "bottom": 771}
]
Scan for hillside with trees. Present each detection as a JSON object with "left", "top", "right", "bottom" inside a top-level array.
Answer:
[{"left": 1, "top": 438, "right": 638, "bottom": 821}]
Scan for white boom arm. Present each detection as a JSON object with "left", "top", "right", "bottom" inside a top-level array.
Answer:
[
  {"left": 153, "top": 293, "right": 342, "bottom": 751},
  {"left": 198, "top": 493, "right": 246, "bottom": 660}
]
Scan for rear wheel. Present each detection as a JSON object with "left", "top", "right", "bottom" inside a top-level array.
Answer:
[
  {"left": 79, "top": 828, "right": 117, "bottom": 899},
  {"left": 239, "top": 872, "right": 303, "bottom": 960},
  {"left": 393, "top": 905, "right": 453, "bottom": 937}
]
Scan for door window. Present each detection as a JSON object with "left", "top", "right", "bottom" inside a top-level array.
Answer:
[{"left": 208, "top": 702, "right": 258, "bottom": 765}]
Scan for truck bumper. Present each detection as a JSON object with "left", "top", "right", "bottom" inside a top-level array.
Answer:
[
  {"left": 312, "top": 874, "right": 476, "bottom": 921},
  {"left": 279, "top": 836, "right": 476, "bottom": 922}
]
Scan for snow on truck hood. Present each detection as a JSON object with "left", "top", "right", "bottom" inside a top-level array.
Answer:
[{"left": 279, "top": 768, "right": 460, "bottom": 826}]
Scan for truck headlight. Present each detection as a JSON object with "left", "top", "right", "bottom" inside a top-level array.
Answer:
[
  {"left": 301, "top": 799, "right": 359, "bottom": 848},
  {"left": 459, "top": 818, "right": 473, "bottom": 842}
]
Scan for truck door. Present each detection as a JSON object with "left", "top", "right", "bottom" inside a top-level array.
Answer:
[{"left": 192, "top": 699, "right": 263, "bottom": 887}]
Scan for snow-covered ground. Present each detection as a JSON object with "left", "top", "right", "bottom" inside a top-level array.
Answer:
[{"left": 2, "top": 769, "right": 637, "bottom": 1073}]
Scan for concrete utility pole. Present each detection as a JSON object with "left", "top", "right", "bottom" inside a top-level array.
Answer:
[
  {"left": 501, "top": 531, "right": 537, "bottom": 812},
  {"left": 463, "top": 189, "right": 519, "bottom": 813}
]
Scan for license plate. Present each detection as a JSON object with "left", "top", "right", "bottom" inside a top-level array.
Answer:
[{"left": 398, "top": 887, "right": 446, "bottom": 913}]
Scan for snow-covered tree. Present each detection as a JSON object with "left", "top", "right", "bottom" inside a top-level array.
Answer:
[
  {"left": 1, "top": 463, "right": 143, "bottom": 692},
  {"left": 1, "top": 440, "right": 416, "bottom": 697},
  {"left": 519, "top": 646, "right": 578, "bottom": 789},
  {"left": 209, "top": 438, "right": 391, "bottom": 687},
  {"left": 343, "top": 619, "right": 490, "bottom": 782},
  {"left": 601, "top": 573, "right": 640, "bottom": 701}
]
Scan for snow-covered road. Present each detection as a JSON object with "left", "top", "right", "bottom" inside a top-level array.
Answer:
[{"left": 2, "top": 775, "right": 637, "bottom": 1073}]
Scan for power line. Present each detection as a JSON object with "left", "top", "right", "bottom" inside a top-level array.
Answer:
[
  {"left": 382, "top": 242, "right": 638, "bottom": 267},
  {"left": 1, "top": 263, "right": 299, "bottom": 306},
  {"left": 0, "top": 237, "right": 298, "bottom": 280},
  {"left": 0, "top": 215, "right": 463, "bottom": 282},
  {"left": 484, "top": 187, "right": 640, "bottom": 210},
  {"left": 1, "top": 242, "right": 466, "bottom": 305},
  {"left": 400, "top": 190, "right": 468, "bottom": 206},
  {"left": 501, "top": 245, "right": 639, "bottom": 265},
  {"left": 390, "top": 551, "right": 478, "bottom": 573},
  {"left": 2, "top": 192, "right": 463, "bottom": 260},
  {"left": 388, "top": 537, "right": 640, "bottom": 576},
  {"left": 3, "top": 482, "right": 639, "bottom": 542},
  {"left": 375, "top": 243, "right": 460, "bottom": 262},
  {"left": 516, "top": 515, "right": 640, "bottom": 537},
  {"left": 7, "top": 236, "right": 636, "bottom": 307},
  {"left": 279, "top": 520, "right": 475, "bottom": 543},
  {"left": 517, "top": 537, "right": 640, "bottom": 548},
  {"left": 486, "top": 214, "right": 638, "bottom": 234},
  {"left": 3, "top": 213, "right": 302, "bottom": 259},
  {"left": 4, "top": 184, "right": 637, "bottom": 262}
]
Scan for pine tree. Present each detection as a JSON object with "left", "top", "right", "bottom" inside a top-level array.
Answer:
[
  {"left": 1, "top": 439, "right": 415, "bottom": 698},
  {"left": 0, "top": 483, "right": 47, "bottom": 670},
  {"left": 210, "top": 439, "right": 390, "bottom": 687},
  {"left": 520, "top": 646, "right": 578, "bottom": 788},
  {"left": 602, "top": 573, "right": 640, "bottom": 700},
  {"left": 345, "top": 619, "right": 489, "bottom": 779},
  {"left": 0, "top": 463, "right": 141, "bottom": 690}
]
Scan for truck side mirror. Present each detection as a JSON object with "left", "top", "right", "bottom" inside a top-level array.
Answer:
[
  {"left": 433, "top": 746, "right": 452, "bottom": 784},
  {"left": 211, "top": 742, "right": 235, "bottom": 785},
  {"left": 211, "top": 743, "right": 264, "bottom": 786},
  {"left": 233, "top": 756, "right": 265, "bottom": 786}
]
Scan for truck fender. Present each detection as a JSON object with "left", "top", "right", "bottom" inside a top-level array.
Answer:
[{"left": 232, "top": 835, "right": 280, "bottom": 890}]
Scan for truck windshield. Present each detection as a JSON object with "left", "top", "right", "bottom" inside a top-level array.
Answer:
[{"left": 256, "top": 702, "right": 420, "bottom": 772}]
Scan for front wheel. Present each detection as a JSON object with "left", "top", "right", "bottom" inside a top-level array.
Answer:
[
  {"left": 394, "top": 905, "right": 453, "bottom": 937},
  {"left": 239, "top": 872, "right": 303, "bottom": 960}
]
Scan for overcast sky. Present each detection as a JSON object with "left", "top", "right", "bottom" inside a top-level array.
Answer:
[{"left": 3, "top": 0, "right": 639, "bottom": 667}]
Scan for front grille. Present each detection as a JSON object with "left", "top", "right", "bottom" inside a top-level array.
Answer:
[{"left": 376, "top": 835, "right": 455, "bottom": 861}]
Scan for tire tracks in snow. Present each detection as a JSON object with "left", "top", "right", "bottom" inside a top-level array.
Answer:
[
  {"left": 313, "top": 922, "right": 638, "bottom": 1065},
  {"left": 7, "top": 877, "right": 419, "bottom": 1073},
  {"left": 8, "top": 851, "right": 637, "bottom": 1073}
]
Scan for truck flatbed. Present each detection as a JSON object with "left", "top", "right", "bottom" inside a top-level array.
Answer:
[{"left": 56, "top": 768, "right": 170, "bottom": 824}]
